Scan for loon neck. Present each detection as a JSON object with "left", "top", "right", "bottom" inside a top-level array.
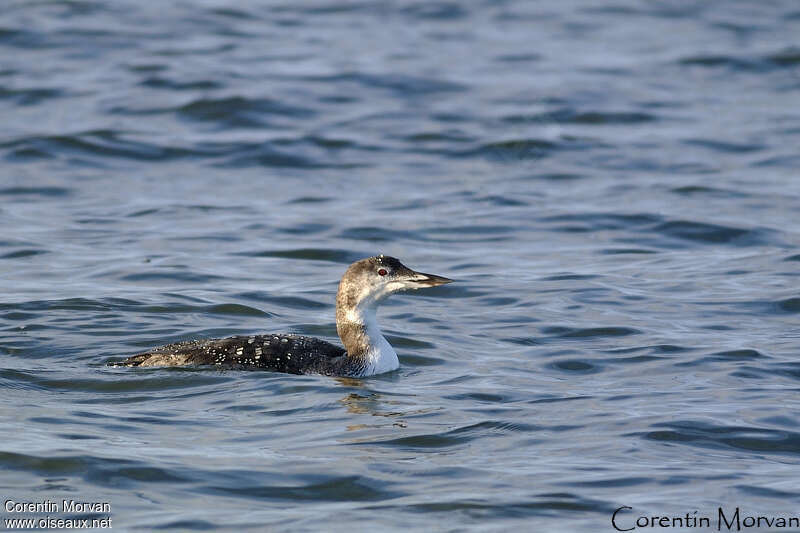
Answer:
[{"left": 335, "top": 302, "right": 399, "bottom": 376}]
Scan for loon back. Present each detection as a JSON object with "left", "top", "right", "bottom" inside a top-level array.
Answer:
[{"left": 112, "top": 334, "right": 357, "bottom": 375}]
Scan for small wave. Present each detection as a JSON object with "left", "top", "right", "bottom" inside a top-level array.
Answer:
[
  {"left": 0, "top": 249, "right": 48, "bottom": 259},
  {"left": 651, "top": 220, "right": 776, "bottom": 246},
  {"left": 3, "top": 132, "right": 363, "bottom": 169},
  {"left": 398, "top": 353, "right": 445, "bottom": 367},
  {"left": 358, "top": 420, "right": 539, "bottom": 451},
  {"left": 477, "top": 194, "right": 529, "bottom": 206},
  {"left": 177, "top": 96, "right": 315, "bottom": 127},
  {"left": 140, "top": 76, "right": 221, "bottom": 90},
  {"left": 752, "top": 154, "right": 800, "bottom": 169},
  {"left": 682, "top": 138, "right": 765, "bottom": 154},
  {"left": 503, "top": 336, "right": 541, "bottom": 347},
  {"left": 737, "top": 485, "right": 800, "bottom": 499},
  {"left": 777, "top": 298, "right": 800, "bottom": 314},
  {"left": 0, "top": 451, "right": 190, "bottom": 486},
  {"left": 404, "top": 131, "right": 475, "bottom": 144},
  {"left": 0, "top": 85, "right": 63, "bottom": 106},
  {"left": 6, "top": 369, "right": 225, "bottom": 394},
  {"left": 285, "top": 196, "right": 333, "bottom": 204},
  {"left": 679, "top": 55, "right": 761, "bottom": 70},
  {"left": 654, "top": 220, "right": 745, "bottom": 243},
  {"left": 550, "top": 360, "right": 599, "bottom": 373},
  {"left": 711, "top": 349, "right": 765, "bottom": 359},
  {"left": 216, "top": 143, "right": 350, "bottom": 169},
  {"left": 0, "top": 297, "right": 127, "bottom": 313},
  {"left": 403, "top": 496, "right": 607, "bottom": 517},
  {"left": 150, "top": 520, "right": 217, "bottom": 531},
  {"left": 296, "top": 71, "right": 466, "bottom": 94},
  {"left": 540, "top": 273, "right": 598, "bottom": 281},
  {"left": 623, "top": 344, "right": 691, "bottom": 355},
  {"left": 131, "top": 302, "right": 273, "bottom": 317},
  {"left": 0, "top": 185, "right": 72, "bottom": 197},
  {"left": 126, "top": 204, "right": 236, "bottom": 218},
  {"left": 678, "top": 47, "right": 800, "bottom": 72},
  {"left": 598, "top": 248, "right": 657, "bottom": 255},
  {"left": 400, "top": 2, "right": 468, "bottom": 20},
  {"left": 277, "top": 223, "right": 332, "bottom": 235},
  {"left": 680, "top": 349, "right": 766, "bottom": 366},
  {"left": 766, "top": 362, "right": 800, "bottom": 381},
  {"left": 237, "top": 248, "right": 356, "bottom": 263},
  {"left": 425, "top": 224, "right": 516, "bottom": 236},
  {"left": 0, "top": 451, "right": 98, "bottom": 476},
  {"left": 120, "top": 271, "right": 225, "bottom": 284},
  {"left": 443, "top": 391, "right": 509, "bottom": 403},
  {"left": 207, "top": 475, "right": 398, "bottom": 502},
  {"left": 234, "top": 293, "right": 327, "bottom": 310},
  {"left": 567, "top": 477, "right": 651, "bottom": 489},
  {"left": 669, "top": 185, "right": 746, "bottom": 197},
  {"left": 1, "top": 130, "right": 199, "bottom": 163},
  {"left": 0, "top": 27, "right": 52, "bottom": 49},
  {"left": 639, "top": 420, "right": 800, "bottom": 455},
  {"left": 766, "top": 47, "right": 800, "bottom": 66},
  {"left": 504, "top": 108, "right": 658, "bottom": 125},
  {"left": 338, "top": 226, "right": 420, "bottom": 243},
  {"left": 208, "top": 7, "right": 254, "bottom": 19},
  {"left": 0, "top": 297, "right": 270, "bottom": 320},
  {"left": 459, "top": 138, "right": 558, "bottom": 161},
  {"left": 494, "top": 53, "right": 541, "bottom": 63},
  {"left": 532, "top": 172, "right": 585, "bottom": 181},
  {"left": 542, "top": 212, "right": 782, "bottom": 248},
  {"left": 541, "top": 213, "right": 660, "bottom": 232},
  {"left": 541, "top": 326, "right": 640, "bottom": 338}
]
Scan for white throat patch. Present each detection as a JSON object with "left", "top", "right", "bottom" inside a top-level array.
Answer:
[{"left": 354, "top": 306, "right": 399, "bottom": 376}]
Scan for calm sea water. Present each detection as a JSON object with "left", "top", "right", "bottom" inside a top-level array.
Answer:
[{"left": 2, "top": 1, "right": 800, "bottom": 531}]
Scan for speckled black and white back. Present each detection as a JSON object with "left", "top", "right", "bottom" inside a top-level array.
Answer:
[{"left": 111, "top": 334, "right": 369, "bottom": 376}]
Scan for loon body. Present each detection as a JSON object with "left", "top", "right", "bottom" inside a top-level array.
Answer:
[{"left": 110, "top": 256, "right": 451, "bottom": 377}]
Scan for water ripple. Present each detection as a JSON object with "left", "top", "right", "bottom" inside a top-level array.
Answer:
[
  {"left": 208, "top": 475, "right": 399, "bottom": 502},
  {"left": 504, "top": 108, "right": 658, "bottom": 125},
  {"left": 639, "top": 421, "right": 800, "bottom": 455}
]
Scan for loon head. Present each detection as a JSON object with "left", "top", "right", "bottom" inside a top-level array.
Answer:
[
  {"left": 335, "top": 255, "right": 452, "bottom": 370},
  {"left": 337, "top": 255, "right": 452, "bottom": 311}
]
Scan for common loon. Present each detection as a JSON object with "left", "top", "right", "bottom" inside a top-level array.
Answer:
[{"left": 110, "top": 256, "right": 452, "bottom": 377}]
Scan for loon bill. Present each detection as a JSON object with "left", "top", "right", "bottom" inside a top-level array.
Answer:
[{"left": 109, "top": 256, "right": 452, "bottom": 377}]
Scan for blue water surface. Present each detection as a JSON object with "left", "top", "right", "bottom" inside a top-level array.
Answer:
[{"left": 1, "top": 1, "right": 800, "bottom": 531}]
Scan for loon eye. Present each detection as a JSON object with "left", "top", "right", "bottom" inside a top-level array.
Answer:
[{"left": 378, "top": 268, "right": 388, "bottom": 276}]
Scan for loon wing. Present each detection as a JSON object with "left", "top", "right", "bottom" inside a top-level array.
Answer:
[{"left": 111, "top": 334, "right": 346, "bottom": 374}]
